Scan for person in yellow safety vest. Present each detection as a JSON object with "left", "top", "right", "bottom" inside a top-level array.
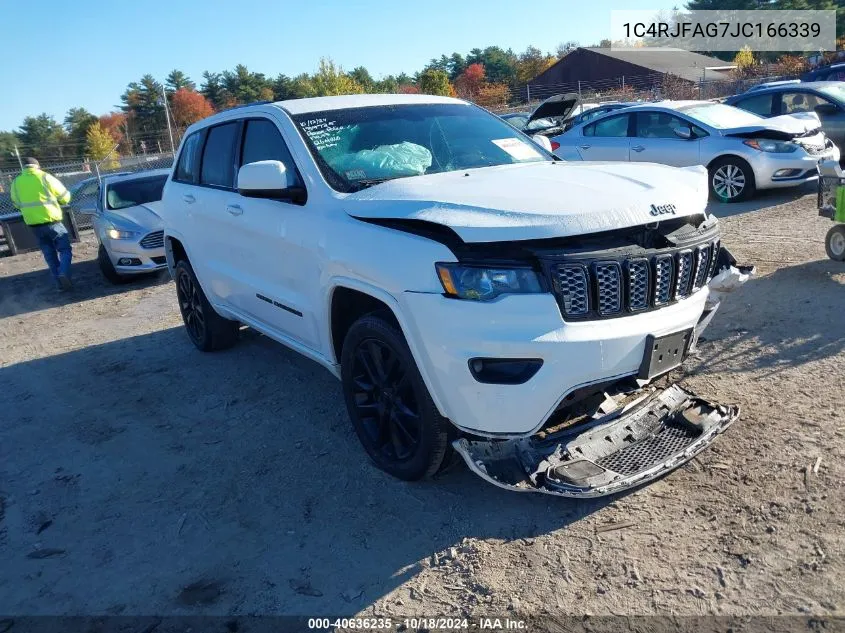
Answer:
[{"left": 10, "top": 157, "right": 74, "bottom": 290}]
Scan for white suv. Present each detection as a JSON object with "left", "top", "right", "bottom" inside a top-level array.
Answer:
[{"left": 159, "top": 94, "right": 750, "bottom": 498}]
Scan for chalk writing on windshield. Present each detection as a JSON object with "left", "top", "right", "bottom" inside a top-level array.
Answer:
[{"left": 301, "top": 117, "right": 344, "bottom": 151}]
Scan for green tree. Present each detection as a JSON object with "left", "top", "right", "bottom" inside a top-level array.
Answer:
[
  {"left": 349, "top": 66, "right": 375, "bottom": 91},
  {"left": 200, "top": 71, "right": 228, "bottom": 109},
  {"left": 466, "top": 46, "right": 517, "bottom": 84},
  {"left": 64, "top": 107, "right": 98, "bottom": 158},
  {"left": 220, "top": 64, "right": 274, "bottom": 105},
  {"left": 165, "top": 69, "right": 195, "bottom": 93},
  {"left": 289, "top": 73, "right": 318, "bottom": 98},
  {"left": 418, "top": 69, "right": 453, "bottom": 96},
  {"left": 121, "top": 74, "right": 166, "bottom": 150},
  {"left": 16, "top": 113, "right": 67, "bottom": 159},
  {"left": 515, "top": 45, "right": 556, "bottom": 83},
  {"left": 86, "top": 122, "right": 119, "bottom": 168},
  {"left": 0, "top": 131, "right": 18, "bottom": 169},
  {"left": 310, "top": 59, "right": 364, "bottom": 96}
]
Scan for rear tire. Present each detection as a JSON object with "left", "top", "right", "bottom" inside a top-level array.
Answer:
[
  {"left": 174, "top": 259, "right": 239, "bottom": 351},
  {"left": 341, "top": 312, "right": 452, "bottom": 481},
  {"left": 709, "top": 157, "right": 755, "bottom": 203},
  {"left": 826, "top": 225, "right": 845, "bottom": 261},
  {"left": 98, "top": 245, "right": 129, "bottom": 284}
]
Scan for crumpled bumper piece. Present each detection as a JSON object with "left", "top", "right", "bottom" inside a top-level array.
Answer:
[{"left": 453, "top": 384, "right": 739, "bottom": 498}]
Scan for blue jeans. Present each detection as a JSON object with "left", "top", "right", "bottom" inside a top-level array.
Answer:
[{"left": 31, "top": 222, "right": 72, "bottom": 281}]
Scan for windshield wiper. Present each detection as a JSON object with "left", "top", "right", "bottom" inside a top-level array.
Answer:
[{"left": 350, "top": 177, "right": 400, "bottom": 191}]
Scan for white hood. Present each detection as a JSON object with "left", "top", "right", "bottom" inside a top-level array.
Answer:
[
  {"left": 344, "top": 162, "right": 708, "bottom": 243},
  {"left": 102, "top": 202, "right": 163, "bottom": 233},
  {"left": 723, "top": 112, "right": 821, "bottom": 137}
]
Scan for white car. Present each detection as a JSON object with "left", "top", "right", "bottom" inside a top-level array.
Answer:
[
  {"left": 83, "top": 170, "right": 170, "bottom": 283},
  {"left": 551, "top": 101, "right": 839, "bottom": 202},
  {"left": 159, "top": 94, "right": 750, "bottom": 498}
]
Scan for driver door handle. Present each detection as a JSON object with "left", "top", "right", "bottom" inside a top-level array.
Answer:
[
  {"left": 579, "top": 144, "right": 591, "bottom": 150},
  {"left": 631, "top": 145, "right": 645, "bottom": 152},
  {"left": 183, "top": 194, "right": 195, "bottom": 204},
  {"left": 227, "top": 204, "right": 244, "bottom": 216}
]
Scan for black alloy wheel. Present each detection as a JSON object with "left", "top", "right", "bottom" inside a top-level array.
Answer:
[
  {"left": 351, "top": 338, "right": 421, "bottom": 462},
  {"left": 341, "top": 313, "right": 452, "bottom": 480},
  {"left": 174, "top": 259, "right": 239, "bottom": 352},
  {"left": 177, "top": 266, "right": 206, "bottom": 345}
]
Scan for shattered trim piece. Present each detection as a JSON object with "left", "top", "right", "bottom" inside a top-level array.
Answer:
[{"left": 453, "top": 385, "right": 739, "bottom": 498}]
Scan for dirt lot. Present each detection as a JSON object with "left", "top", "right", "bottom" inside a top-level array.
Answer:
[{"left": 0, "top": 184, "right": 843, "bottom": 620}]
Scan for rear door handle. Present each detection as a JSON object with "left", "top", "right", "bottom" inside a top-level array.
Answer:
[
  {"left": 631, "top": 145, "right": 645, "bottom": 152},
  {"left": 579, "top": 144, "right": 591, "bottom": 150},
  {"left": 227, "top": 204, "right": 243, "bottom": 216},
  {"left": 183, "top": 194, "right": 195, "bottom": 204}
]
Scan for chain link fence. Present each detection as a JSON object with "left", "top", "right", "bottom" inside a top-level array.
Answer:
[{"left": 0, "top": 153, "right": 174, "bottom": 233}]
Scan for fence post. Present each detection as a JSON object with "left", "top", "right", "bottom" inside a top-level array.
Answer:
[
  {"left": 578, "top": 80, "right": 582, "bottom": 100},
  {"left": 622, "top": 76, "right": 625, "bottom": 90},
  {"left": 526, "top": 84, "right": 530, "bottom": 103}
]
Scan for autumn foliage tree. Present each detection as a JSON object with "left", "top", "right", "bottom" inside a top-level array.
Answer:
[
  {"left": 454, "top": 63, "right": 486, "bottom": 99},
  {"left": 86, "top": 122, "right": 119, "bottom": 168},
  {"left": 170, "top": 89, "right": 215, "bottom": 129}
]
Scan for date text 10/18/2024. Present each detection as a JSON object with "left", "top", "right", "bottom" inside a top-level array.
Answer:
[{"left": 307, "top": 617, "right": 528, "bottom": 630}]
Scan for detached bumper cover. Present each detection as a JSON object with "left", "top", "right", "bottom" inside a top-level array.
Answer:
[{"left": 453, "top": 384, "right": 739, "bottom": 498}]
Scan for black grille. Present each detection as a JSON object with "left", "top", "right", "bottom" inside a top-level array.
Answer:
[
  {"left": 151, "top": 256, "right": 166, "bottom": 265},
  {"left": 594, "top": 422, "right": 699, "bottom": 476},
  {"left": 626, "top": 260, "right": 649, "bottom": 311},
  {"left": 139, "top": 230, "right": 164, "bottom": 249},
  {"left": 693, "top": 245, "right": 711, "bottom": 289},
  {"left": 674, "top": 251, "right": 693, "bottom": 299},
  {"left": 550, "top": 239, "right": 720, "bottom": 320},
  {"left": 555, "top": 265, "right": 589, "bottom": 316},
  {"left": 594, "top": 263, "right": 622, "bottom": 315},
  {"left": 653, "top": 255, "right": 674, "bottom": 306}
]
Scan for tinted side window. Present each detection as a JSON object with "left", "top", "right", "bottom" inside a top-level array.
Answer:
[
  {"left": 782, "top": 91, "right": 830, "bottom": 114},
  {"left": 240, "top": 119, "right": 301, "bottom": 186},
  {"left": 584, "top": 114, "right": 629, "bottom": 137},
  {"left": 200, "top": 123, "right": 238, "bottom": 188},
  {"left": 635, "top": 112, "right": 693, "bottom": 139},
  {"left": 733, "top": 93, "right": 774, "bottom": 116},
  {"left": 174, "top": 132, "right": 202, "bottom": 183}
]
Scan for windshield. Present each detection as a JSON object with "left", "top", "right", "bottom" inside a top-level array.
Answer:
[
  {"left": 292, "top": 103, "right": 552, "bottom": 192},
  {"left": 818, "top": 84, "right": 845, "bottom": 103},
  {"left": 678, "top": 103, "right": 763, "bottom": 129},
  {"left": 106, "top": 175, "right": 166, "bottom": 210}
]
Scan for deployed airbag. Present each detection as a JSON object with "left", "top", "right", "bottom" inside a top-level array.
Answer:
[{"left": 334, "top": 142, "right": 432, "bottom": 180}]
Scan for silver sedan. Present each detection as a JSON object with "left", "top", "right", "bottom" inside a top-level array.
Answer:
[{"left": 550, "top": 101, "right": 840, "bottom": 202}]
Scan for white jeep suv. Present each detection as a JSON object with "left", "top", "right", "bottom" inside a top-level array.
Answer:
[{"left": 159, "top": 94, "right": 750, "bottom": 498}]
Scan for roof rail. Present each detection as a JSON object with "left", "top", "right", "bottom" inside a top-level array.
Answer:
[
  {"left": 221, "top": 100, "right": 274, "bottom": 112},
  {"left": 744, "top": 79, "right": 800, "bottom": 93}
]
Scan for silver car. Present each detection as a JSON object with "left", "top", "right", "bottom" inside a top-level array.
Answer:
[
  {"left": 80, "top": 169, "right": 169, "bottom": 283},
  {"left": 551, "top": 100, "right": 840, "bottom": 202}
]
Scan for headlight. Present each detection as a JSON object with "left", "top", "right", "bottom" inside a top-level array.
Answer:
[
  {"left": 435, "top": 263, "right": 543, "bottom": 301},
  {"left": 106, "top": 228, "right": 139, "bottom": 240},
  {"left": 743, "top": 139, "right": 798, "bottom": 153}
]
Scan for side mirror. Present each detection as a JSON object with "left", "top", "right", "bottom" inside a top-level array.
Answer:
[
  {"left": 673, "top": 127, "right": 693, "bottom": 140},
  {"left": 532, "top": 134, "right": 554, "bottom": 152},
  {"left": 815, "top": 103, "right": 840, "bottom": 116},
  {"left": 237, "top": 160, "right": 305, "bottom": 203}
]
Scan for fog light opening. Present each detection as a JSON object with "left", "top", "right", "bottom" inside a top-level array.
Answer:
[
  {"left": 468, "top": 358, "right": 543, "bottom": 385},
  {"left": 773, "top": 168, "right": 801, "bottom": 178},
  {"left": 118, "top": 258, "right": 142, "bottom": 266}
]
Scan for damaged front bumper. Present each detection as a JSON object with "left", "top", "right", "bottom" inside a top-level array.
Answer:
[{"left": 453, "top": 384, "right": 739, "bottom": 498}]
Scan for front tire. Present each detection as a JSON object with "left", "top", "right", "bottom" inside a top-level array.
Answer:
[
  {"left": 709, "top": 157, "right": 755, "bottom": 203},
  {"left": 98, "top": 245, "right": 129, "bottom": 284},
  {"left": 826, "top": 225, "right": 845, "bottom": 261},
  {"left": 341, "top": 313, "right": 452, "bottom": 481},
  {"left": 174, "top": 259, "right": 239, "bottom": 351}
]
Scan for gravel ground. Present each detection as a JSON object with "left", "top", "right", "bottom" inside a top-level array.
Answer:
[{"left": 0, "top": 183, "right": 843, "bottom": 620}]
